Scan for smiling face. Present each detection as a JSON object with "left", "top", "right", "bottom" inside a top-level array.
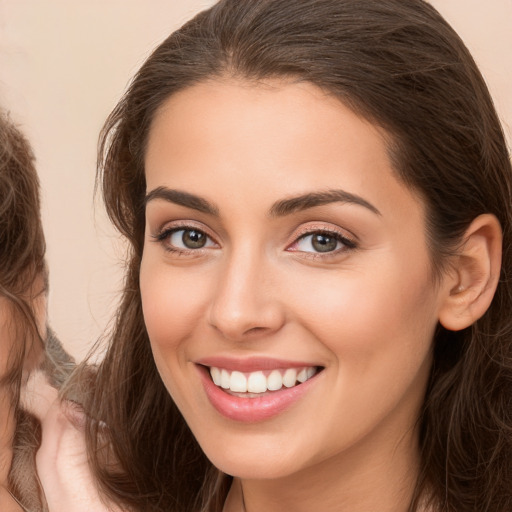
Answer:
[{"left": 140, "top": 79, "right": 451, "bottom": 482}]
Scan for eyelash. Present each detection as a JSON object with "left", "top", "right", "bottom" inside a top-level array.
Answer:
[
  {"left": 288, "top": 228, "right": 357, "bottom": 258},
  {"left": 152, "top": 224, "right": 217, "bottom": 255},
  {"left": 151, "top": 225, "right": 357, "bottom": 258}
]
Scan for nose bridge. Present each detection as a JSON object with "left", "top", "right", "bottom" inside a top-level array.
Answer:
[{"left": 208, "top": 243, "right": 283, "bottom": 340}]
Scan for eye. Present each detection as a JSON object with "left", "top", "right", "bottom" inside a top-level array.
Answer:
[
  {"left": 170, "top": 229, "right": 209, "bottom": 249},
  {"left": 289, "top": 230, "right": 356, "bottom": 254},
  {"left": 155, "top": 227, "right": 217, "bottom": 252}
]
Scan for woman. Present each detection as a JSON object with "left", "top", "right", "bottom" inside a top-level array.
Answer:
[
  {"left": 0, "top": 109, "right": 54, "bottom": 511},
  {"left": 0, "top": 111, "right": 76, "bottom": 511},
  {"left": 61, "top": 0, "right": 512, "bottom": 510},
  {"left": 0, "top": 110, "right": 49, "bottom": 510}
]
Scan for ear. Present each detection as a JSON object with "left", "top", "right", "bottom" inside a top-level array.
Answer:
[{"left": 438, "top": 214, "right": 502, "bottom": 331}]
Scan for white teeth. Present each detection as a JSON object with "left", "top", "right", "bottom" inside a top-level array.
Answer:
[
  {"left": 267, "top": 370, "right": 283, "bottom": 391},
  {"left": 230, "top": 371, "right": 247, "bottom": 392},
  {"left": 210, "top": 367, "right": 221, "bottom": 386},
  {"left": 247, "top": 371, "right": 267, "bottom": 393},
  {"left": 220, "top": 369, "right": 230, "bottom": 389},
  {"left": 283, "top": 368, "right": 297, "bottom": 388},
  {"left": 208, "top": 366, "right": 319, "bottom": 394},
  {"left": 297, "top": 368, "right": 308, "bottom": 383}
]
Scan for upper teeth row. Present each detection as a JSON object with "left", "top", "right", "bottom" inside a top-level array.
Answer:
[{"left": 209, "top": 367, "right": 317, "bottom": 393}]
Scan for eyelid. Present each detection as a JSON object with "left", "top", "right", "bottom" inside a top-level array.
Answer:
[
  {"left": 289, "top": 222, "right": 357, "bottom": 246},
  {"left": 150, "top": 220, "right": 220, "bottom": 253},
  {"left": 285, "top": 223, "right": 358, "bottom": 258},
  {"left": 152, "top": 220, "right": 217, "bottom": 240}
]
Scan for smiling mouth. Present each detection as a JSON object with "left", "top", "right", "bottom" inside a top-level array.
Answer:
[{"left": 208, "top": 366, "right": 322, "bottom": 397}]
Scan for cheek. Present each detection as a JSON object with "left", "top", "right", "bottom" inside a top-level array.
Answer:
[
  {"left": 287, "top": 265, "right": 437, "bottom": 452},
  {"left": 140, "top": 256, "right": 229, "bottom": 423},
  {"left": 140, "top": 257, "right": 211, "bottom": 362},
  {"left": 291, "top": 259, "right": 438, "bottom": 376}
]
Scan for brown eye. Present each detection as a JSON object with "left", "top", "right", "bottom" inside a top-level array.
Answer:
[
  {"left": 295, "top": 232, "right": 341, "bottom": 253},
  {"left": 290, "top": 230, "right": 356, "bottom": 255},
  {"left": 182, "top": 229, "right": 207, "bottom": 249},
  {"left": 311, "top": 233, "right": 338, "bottom": 253},
  {"left": 162, "top": 228, "right": 216, "bottom": 251}
]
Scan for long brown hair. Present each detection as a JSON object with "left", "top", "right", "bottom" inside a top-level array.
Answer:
[
  {"left": 74, "top": 1, "right": 512, "bottom": 510},
  {"left": 0, "top": 112, "right": 46, "bottom": 384},
  {"left": 0, "top": 111, "right": 47, "bottom": 509}
]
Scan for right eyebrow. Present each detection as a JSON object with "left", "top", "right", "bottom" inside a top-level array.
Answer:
[
  {"left": 144, "top": 186, "right": 219, "bottom": 216},
  {"left": 269, "top": 189, "right": 381, "bottom": 217}
]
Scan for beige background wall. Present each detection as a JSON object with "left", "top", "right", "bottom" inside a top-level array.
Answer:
[{"left": 0, "top": 1, "right": 511, "bottom": 360}]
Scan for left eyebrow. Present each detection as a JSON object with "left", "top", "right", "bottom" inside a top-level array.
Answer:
[{"left": 269, "top": 189, "right": 381, "bottom": 217}]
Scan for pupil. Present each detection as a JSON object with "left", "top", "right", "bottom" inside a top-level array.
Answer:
[
  {"left": 312, "top": 234, "right": 337, "bottom": 252},
  {"left": 183, "top": 230, "right": 206, "bottom": 249}
]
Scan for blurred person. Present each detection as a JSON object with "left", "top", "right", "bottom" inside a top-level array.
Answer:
[{"left": 0, "top": 110, "right": 73, "bottom": 511}]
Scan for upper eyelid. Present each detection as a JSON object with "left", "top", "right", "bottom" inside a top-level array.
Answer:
[
  {"left": 290, "top": 223, "right": 357, "bottom": 244},
  {"left": 290, "top": 232, "right": 356, "bottom": 251},
  {"left": 286, "top": 224, "right": 359, "bottom": 257},
  {"left": 152, "top": 220, "right": 216, "bottom": 238}
]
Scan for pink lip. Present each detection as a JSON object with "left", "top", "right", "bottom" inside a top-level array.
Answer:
[
  {"left": 196, "top": 356, "right": 319, "bottom": 372},
  {"left": 196, "top": 363, "right": 322, "bottom": 423}
]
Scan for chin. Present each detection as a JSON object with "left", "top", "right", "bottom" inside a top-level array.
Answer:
[
  {"left": 198, "top": 436, "right": 307, "bottom": 480},
  {"left": 212, "top": 457, "right": 295, "bottom": 480}
]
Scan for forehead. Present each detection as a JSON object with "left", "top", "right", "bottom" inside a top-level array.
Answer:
[
  {"left": 147, "top": 78, "right": 387, "bottom": 165},
  {"left": 144, "top": 79, "right": 423, "bottom": 222}
]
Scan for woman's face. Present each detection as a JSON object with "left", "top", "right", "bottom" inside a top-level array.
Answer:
[{"left": 141, "top": 80, "right": 451, "bottom": 480}]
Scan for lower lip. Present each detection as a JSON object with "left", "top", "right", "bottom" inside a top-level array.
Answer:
[{"left": 198, "top": 366, "right": 320, "bottom": 422}]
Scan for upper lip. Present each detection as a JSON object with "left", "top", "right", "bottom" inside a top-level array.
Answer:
[{"left": 195, "top": 356, "right": 322, "bottom": 372}]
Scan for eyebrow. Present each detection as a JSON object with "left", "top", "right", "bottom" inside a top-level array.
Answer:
[
  {"left": 269, "top": 189, "right": 381, "bottom": 217},
  {"left": 144, "top": 186, "right": 380, "bottom": 217},
  {"left": 144, "top": 186, "right": 219, "bottom": 216}
]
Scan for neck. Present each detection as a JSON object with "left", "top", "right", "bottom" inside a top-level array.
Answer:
[{"left": 226, "top": 419, "right": 421, "bottom": 512}]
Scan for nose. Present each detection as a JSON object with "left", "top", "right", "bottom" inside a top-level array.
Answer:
[{"left": 207, "top": 248, "right": 285, "bottom": 341}]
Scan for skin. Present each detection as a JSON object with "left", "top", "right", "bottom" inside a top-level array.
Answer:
[
  {"left": 35, "top": 397, "right": 122, "bottom": 512},
  {"left": 140, "top": 79, "right": 457, "bottom": 512}
]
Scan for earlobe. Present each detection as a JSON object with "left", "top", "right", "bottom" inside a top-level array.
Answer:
[{"left": 438, "top": 214, "right": 502, "bottom": 332}]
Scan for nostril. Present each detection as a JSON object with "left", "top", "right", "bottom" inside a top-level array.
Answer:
[{"left": 244, "top": 326, "right": 267, "bottom": 336}]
